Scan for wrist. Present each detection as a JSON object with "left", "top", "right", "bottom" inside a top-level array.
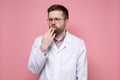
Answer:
[{"left": 40, "top": 45, "right": 48, "bottom": 55}]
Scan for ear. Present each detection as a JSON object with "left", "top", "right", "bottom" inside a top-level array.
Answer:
[
  {"left": 65, "top": 19, "right": 69, "bottom": 23},
  {"left": 65, "top": 19, "right": 69, "bottom": 28}
]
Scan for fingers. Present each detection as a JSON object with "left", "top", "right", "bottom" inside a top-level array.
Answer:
[
  {"left": 41, "top": 28, "right": 55, "bottom": 50},
  {"left": 49, "top": 28, "right": 55, "bottom": 37},
  {"left": 43, "top": 28, "right": 55, "bottom": 42},
  {"left": 48, "top": 28, "right": 52, "bottom": 34},
  {"left": 51, "top": 33, "right": 56, "bottom": 39},
  {"left": 46, "top": 28, "right": 55, "bottom": 38},
  {"left": 44, "top": 28, "right": 52, "bottom": 37}
]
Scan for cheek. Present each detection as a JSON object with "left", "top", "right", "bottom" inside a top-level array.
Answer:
[
  {"left": 49, "top": 23, "right": 51, "bottom": 26},
  {"left": 49, "top": 23, "right": 54, "bottom": 27},
  {"left": 60, "top": 23, "right": 65, "bottom": 27}
]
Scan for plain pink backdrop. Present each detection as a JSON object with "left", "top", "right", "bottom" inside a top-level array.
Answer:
[{"left": 0, "top": 0, "right": 120, "bottom": 80}]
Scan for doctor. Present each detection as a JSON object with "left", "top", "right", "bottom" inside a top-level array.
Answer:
[{"left": 28, "top": 4, "right": 88, "bottom": 80}]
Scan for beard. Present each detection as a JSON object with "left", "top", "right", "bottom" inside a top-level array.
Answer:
[
  {"left": 49, "top": 24, "right": 65, "bottom": 37},
  {"left": 54, "top": 28, "right": 64, "bottom": 37}
]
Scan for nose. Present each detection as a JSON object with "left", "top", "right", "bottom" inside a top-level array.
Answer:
[{"left": 51, "top": 19, "right": 55, "bottom": 24}]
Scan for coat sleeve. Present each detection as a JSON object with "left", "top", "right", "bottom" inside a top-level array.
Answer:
[
  {"left": 77, "top": 40, "right": 88, "bottom": 80},
  {"left": 28, "top": 37, "right": 47, "bottom": 74}
]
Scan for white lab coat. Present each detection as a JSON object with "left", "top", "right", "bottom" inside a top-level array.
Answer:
[{"left": 28, "top": 31, "right": 87, "bottom": 80}]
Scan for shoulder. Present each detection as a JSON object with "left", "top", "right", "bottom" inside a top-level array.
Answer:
[
  {"left": 34, "top": 36, "right": 43, "bottom": 42},
  {"left": 32, "top": 36, "right": 43, "bottom": 46},
  {"left": 68, "top": 32, "right": 87, "bottom": 53},
  {"left": 68, "top": 32, "right": 86, "bottom": 48},
  {"left": 68, "top": 32, "right": 84, "bottom": 44}
]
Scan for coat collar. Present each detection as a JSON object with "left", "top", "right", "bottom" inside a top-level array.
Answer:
[
  {"left": 51, "top": 31, "right": 72, "bottom": 52},
  {"left": 57, "top": 31, "right": 72, "bottom": 51},
  {"left": 63, "top": 31, "right": 72, "bottom": 44}
]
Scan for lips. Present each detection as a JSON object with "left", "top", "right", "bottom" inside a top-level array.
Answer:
[{"left": 50, "top": 25, "right": 57, "bottom": 30}]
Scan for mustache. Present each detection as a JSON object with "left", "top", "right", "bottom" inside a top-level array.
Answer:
[{"left": 50, "top": 24, "right": 57, "bottom": 28}]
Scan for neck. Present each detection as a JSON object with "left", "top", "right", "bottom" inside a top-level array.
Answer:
[{"left": 54, "top": 29, "right": 66, "bottom": 41}]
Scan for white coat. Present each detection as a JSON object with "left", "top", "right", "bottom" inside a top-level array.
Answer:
[{"left": 28, "top": 31, "right": 87, "bottom": 80}]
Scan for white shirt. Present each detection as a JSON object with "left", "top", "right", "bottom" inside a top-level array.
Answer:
[{"left": 28, "top": 31, "right": 88, "bottom": 80}]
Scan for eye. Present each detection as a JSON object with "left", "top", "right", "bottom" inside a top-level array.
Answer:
[
  {"left": 48, "top": 18, "right": 53, "bottom": 21},
  {"left": 55, "top": 18, "right": 60, "bottom": 21}
]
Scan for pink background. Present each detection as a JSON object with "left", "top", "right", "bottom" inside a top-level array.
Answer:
[{"left": 0, "top": 0, "right": 120, "bottom": 80}]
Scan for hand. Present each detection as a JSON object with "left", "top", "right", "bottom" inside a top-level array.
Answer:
[{"left": 40, "top": 28, "right": 56, "bottom": 51}]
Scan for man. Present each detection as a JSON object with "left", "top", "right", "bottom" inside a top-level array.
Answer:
[{"left": 28, "top": 4, "right": 87, "bottom": 80}]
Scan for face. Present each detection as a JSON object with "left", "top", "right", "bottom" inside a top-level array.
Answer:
[{"left": 48, "top": 10, "right": 67, "bottom": 36}]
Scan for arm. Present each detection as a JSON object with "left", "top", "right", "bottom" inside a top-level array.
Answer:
[
  {"left": 28, "top": 28, "right": 55, "bottom": 74},
  {"left": 77, "top": 41, "right": 88, "bottom": 80},
  {"left": 28, "top": 37, "right": 47, "bottom": 74}
]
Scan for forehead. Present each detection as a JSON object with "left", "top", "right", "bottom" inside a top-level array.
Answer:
[{"left": 48, "top": 10, "right": 64, "bottom": 18}]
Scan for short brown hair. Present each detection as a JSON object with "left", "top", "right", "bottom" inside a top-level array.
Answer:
[{"left": 47, "top": 4, "right": 69, "bottom": 19}]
